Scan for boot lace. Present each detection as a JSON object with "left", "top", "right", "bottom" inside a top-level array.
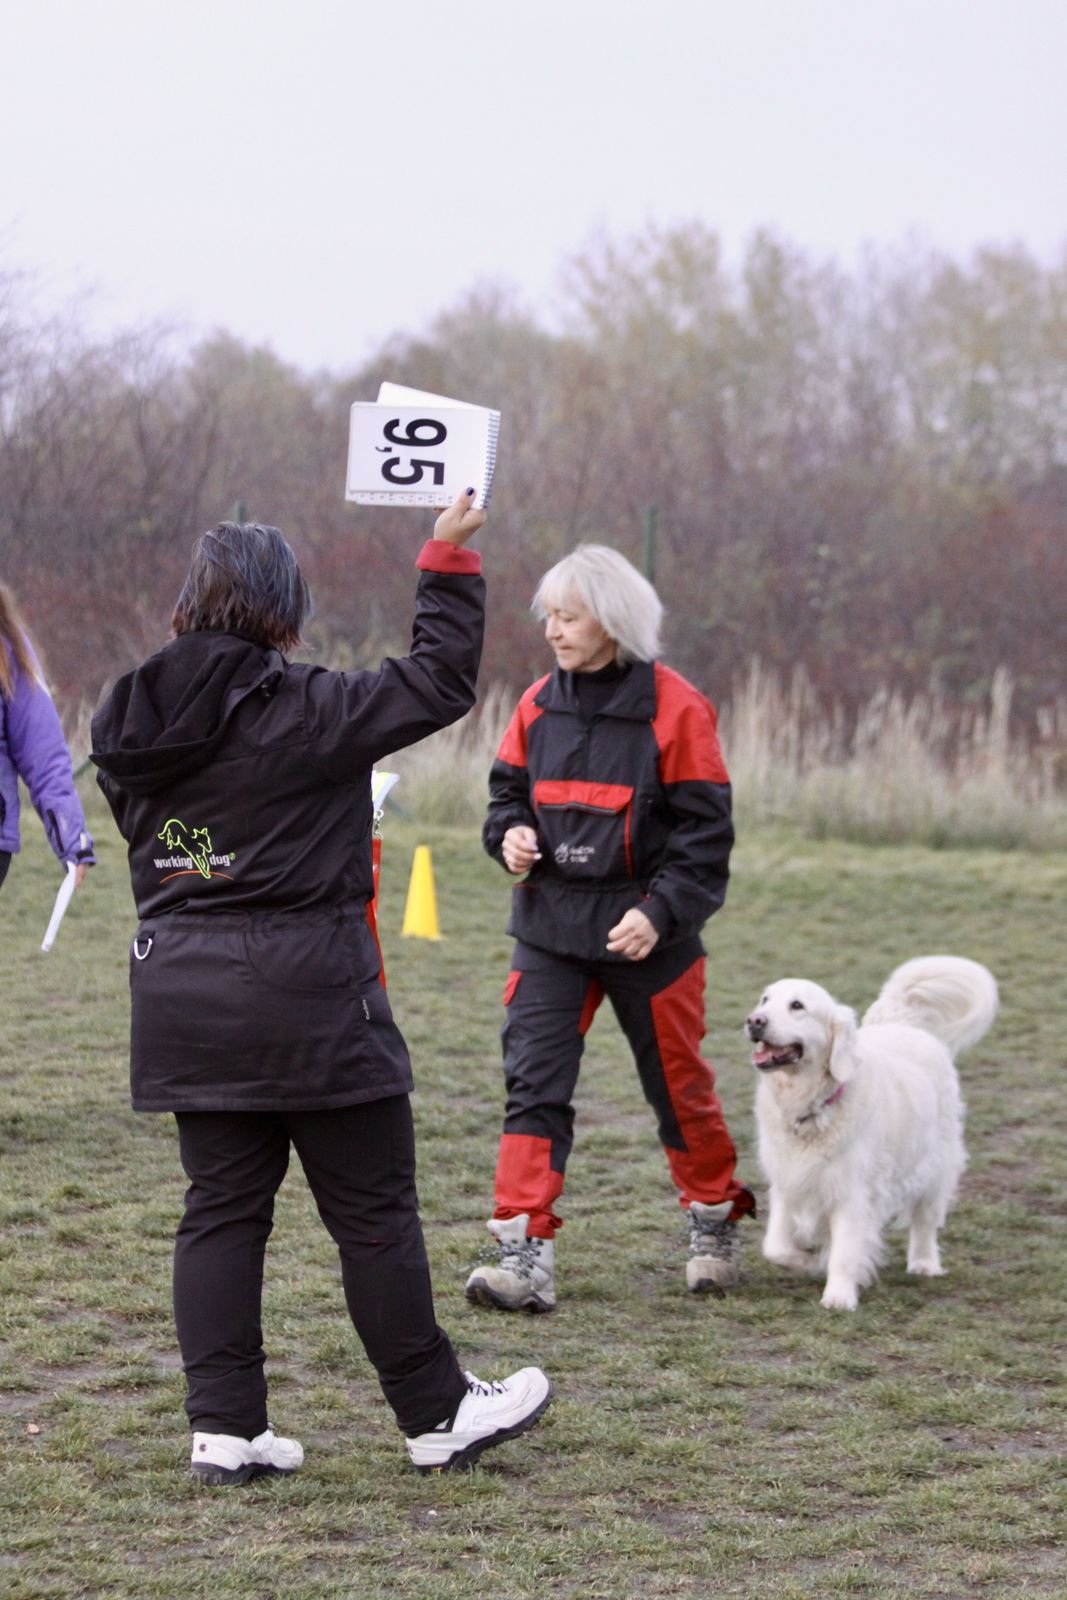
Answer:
[
  {"left": 463, "top": 1373, "right": 509, "bottom": 1398},
  {"left": 688, "top": 1216, "right": 739, "bottom": 1263},
  {"left": 498, "top": 1236, "right": 544, "bottom": 1276},
  {"left": 468, "top": 1235, "right": 543, "bottom": 1280}
]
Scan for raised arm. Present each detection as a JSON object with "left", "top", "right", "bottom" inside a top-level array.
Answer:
[{"left": 303, "top": 492, "right": 488, "bottom": 773}]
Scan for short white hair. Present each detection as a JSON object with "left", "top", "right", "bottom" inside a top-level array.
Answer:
[{"left": 532, "top": 544, "right": 663, "bottom": 665}]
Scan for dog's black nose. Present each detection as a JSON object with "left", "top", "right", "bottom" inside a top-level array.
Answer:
[{"left": 746, "top": 1012, "right": 767, "bottom": 1039}]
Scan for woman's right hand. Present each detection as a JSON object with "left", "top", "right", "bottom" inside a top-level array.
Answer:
[
  {"left": 433, "top": 489, "right": 486, "bottom": 547},
  {"left": 502, "top": 825, "right": 541, "bottom": 875}
]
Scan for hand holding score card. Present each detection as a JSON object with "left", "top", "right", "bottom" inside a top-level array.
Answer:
[
  {"left": 434, "top": 490, "right": 486, "bottom": 546},
  {"left": 345, "top": 383, "right": 500, "bottom": 510}
]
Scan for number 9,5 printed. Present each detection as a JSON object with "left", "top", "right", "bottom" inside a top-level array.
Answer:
[
  {"left": 346, "top": 396, "right": 498, "bottom": 509},
  {"left": 375, "top": 417, "right": 447, "bottom": 488}
]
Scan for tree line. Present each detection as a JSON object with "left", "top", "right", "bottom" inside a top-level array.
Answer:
[{"left": 2, "top": 223, "right": 1065, "bottom": 736}]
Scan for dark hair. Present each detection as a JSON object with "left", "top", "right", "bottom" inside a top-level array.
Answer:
[
  {"left": 171, "top": 522, "right": 312, "bottom": 652},
  {"left": 0, "top": 583, "right": 38, "bottom": 700}
]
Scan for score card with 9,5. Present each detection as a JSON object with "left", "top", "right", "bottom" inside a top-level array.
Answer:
[{"left": 345, "top": 401, "right": 499, "bottom": 509}]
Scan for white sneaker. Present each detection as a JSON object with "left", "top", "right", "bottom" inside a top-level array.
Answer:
[
  {"left": 686, "top": 1200, "right": 742, "bottom": 1294},
  {"left": 465, "top": 1214, "right": 557, "bottom": 1312},
  {"left": 190, "top": 1426, "right": 304, "bottom": 1486},
  {"left": 405, "top": 1368, "right": 553, "bottom": 1473}
]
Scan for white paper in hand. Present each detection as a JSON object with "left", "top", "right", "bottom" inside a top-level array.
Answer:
[
  {"left": 345, "top": 383, "right": 500, "bottom": 509},
  {"left": 41, "top": 862, "right": 77, "bottom": 952}
]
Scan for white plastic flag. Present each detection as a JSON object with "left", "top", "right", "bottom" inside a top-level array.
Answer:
[
  {"left": 371, "top": 770, "right": 400, "bottom": 813},
  {"left": 41, "top": 862, "right": 77, "bottom": 952}
]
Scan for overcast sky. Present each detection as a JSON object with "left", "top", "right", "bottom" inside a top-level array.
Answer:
[{"left": 2, "top": 0, "right": 1063, "bottom": 373}]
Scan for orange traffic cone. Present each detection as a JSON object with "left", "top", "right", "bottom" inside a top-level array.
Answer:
[{"left": 401, "top": 845, "right": 441, "bottom": 940}]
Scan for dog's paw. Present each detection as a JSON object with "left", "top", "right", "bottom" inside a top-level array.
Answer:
[
  {"left": 906, "top": 1259, "right": 945, "bottom": 1278},
  {"left": 765, "top": 1246, "right": 820, "bottom": 1277},
  {"left": 820, "top": 1281, "right": 859, "bottom": 1311}
]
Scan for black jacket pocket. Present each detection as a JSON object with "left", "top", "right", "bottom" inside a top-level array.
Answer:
[{"left": 532, "top": 779, "right": 634, "bottom": 879}]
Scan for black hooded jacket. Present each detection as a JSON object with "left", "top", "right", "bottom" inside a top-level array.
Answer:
[{"left": 91, "top": 539, "right": 484, "bottom": 1113}]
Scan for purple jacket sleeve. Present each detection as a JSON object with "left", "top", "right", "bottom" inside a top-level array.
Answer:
[{"left": 5, "top": 648, "right": 95, "bottom": 866}]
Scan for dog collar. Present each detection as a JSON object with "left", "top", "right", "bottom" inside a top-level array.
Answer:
[{"left": 795, "top": 1081, "right": 846, "bottom": 1128}]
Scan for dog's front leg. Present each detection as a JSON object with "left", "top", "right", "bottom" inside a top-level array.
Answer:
[
  {"left": 821, "top": 1209, "right": 875, "bottom": 1310},
  {"left": 762, "top": 1188, "right": 820, "bottom": 1276}
]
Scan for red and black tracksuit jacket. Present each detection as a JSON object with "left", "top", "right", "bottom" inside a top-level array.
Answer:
[
  {"left": 482, "top": 660, "right": 752, "bottom": 1232},
  {"left": 482, "top": 658, "right": 734, "bottom": 960}
]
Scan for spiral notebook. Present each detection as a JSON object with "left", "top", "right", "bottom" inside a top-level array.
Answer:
[{"left": 345, "top": 383, "right": 500, "bottom": 509}]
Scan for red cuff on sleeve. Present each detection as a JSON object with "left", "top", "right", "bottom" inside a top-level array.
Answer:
[{"left": 415, "top": 540, "right": 482, "bottom": 575}]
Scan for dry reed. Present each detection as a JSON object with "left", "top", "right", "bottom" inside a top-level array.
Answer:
[{"left": 381, "top": 664, "right": 1067, "bottom": 850}]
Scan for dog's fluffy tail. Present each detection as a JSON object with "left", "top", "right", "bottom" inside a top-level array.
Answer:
[{"left": 862, "top": 955, "right": 998, "bottom": 1056}]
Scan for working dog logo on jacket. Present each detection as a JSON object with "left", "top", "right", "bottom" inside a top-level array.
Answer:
[{"left": 156, "top": 817, "right": 234, "bottom": 881}]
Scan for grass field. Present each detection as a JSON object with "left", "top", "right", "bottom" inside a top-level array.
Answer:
[{"left": 1, "top": 790, "right": 1065, "bottom": 1599}]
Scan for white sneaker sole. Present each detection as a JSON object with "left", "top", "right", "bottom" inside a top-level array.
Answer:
[{"left": 413, "top": 1381, "right": 554, "bottom": 1474}]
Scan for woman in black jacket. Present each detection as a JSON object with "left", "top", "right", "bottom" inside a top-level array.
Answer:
[
  {"left": 92, "top": 492, "right": 550, "bottom": 1483},
  {"left": 466, "top": 544, "right": 754, "bottom": 1315}
]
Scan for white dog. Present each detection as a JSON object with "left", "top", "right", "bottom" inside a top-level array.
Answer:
[{"left": 744, "top": 956, "right": 998, "bottom": 1311}]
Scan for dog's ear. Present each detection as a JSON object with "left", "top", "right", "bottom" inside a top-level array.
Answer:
[{"left": 829, "top": 1005, "right": 859, "bottom": 1083}]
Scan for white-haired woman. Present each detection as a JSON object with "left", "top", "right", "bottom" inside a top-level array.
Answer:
[{"left": 467, "top": 544, "right": 754, "bottom": 1313}]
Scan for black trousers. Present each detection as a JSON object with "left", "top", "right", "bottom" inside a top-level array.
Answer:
[
  {"left": 0, "top": 852, "right": 10, "bottom": 890},
  {"left": 173, "top": 1096, "right": 467, "bottom": 1439}
]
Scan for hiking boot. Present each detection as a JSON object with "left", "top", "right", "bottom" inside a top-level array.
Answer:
[
  {"left": 465, "top": 1214, "right": 556, "bottom": 1312},
  {"left": 190, "top": 1425, "right": 304, "bottom": 1486},
  {"left": 405, "top": 1368, "right": 553, "bottom": 1473},
  {"left": 686, "top": 1200, "right": 741, "bottom": 1293}
]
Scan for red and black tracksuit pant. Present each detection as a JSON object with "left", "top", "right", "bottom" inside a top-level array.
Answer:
[{"left": 491, "top": 936, "right": 754, "bottom": 1238}]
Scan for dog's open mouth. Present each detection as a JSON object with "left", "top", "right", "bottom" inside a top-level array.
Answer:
[{"left": 751, "top": 1042, "right": 804, "bottom": 1070}]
